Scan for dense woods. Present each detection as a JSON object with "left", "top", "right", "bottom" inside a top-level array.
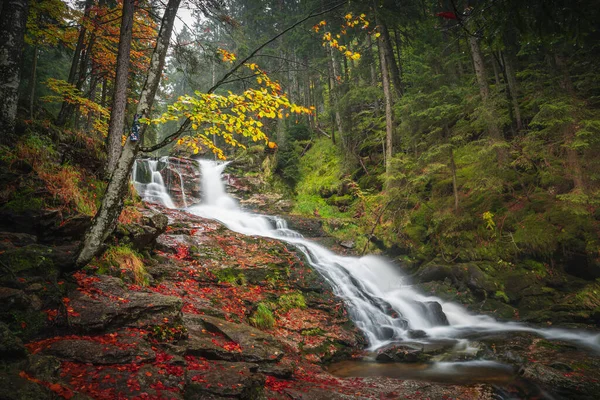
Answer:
[{"left": 2, "top": 0, "right": 600, "bottom": 398}]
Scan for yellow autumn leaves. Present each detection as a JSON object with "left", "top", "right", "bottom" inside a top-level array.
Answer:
[
  {"left": 148, "top": 55, "right": 312, "bottom": 159},
  {"left": 312, "top": 13, "right": 372, "bottom": 61}
]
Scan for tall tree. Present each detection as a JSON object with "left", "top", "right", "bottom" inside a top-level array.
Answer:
[
  {"left": 467, "top": 34, "right": 505, "bottom": 163},
  {"left": 0, "top": 0, "right": 30, "bottom": 138},
  {"left": 105, "top": 0, "right": 135, "bottom": 178}
]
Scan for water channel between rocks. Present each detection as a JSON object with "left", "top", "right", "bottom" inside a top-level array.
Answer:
[{"left": 133, "top": 157, "right": 600, "bottom": 393}]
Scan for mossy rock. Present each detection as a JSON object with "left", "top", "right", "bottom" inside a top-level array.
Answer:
[
  {"left": 473, "top": 299, "right": 517, "bottom": 320},
  {"left": 0, "top": 244, "right": 56, "bottom": 278},
  {"left": 0, "top": 322, "right": 26, "bottom": 357}
]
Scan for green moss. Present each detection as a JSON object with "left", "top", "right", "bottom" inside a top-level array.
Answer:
[
  {"left": 301, "top": 328, "right": 325, "bottom": 336},
  {"left": 2, "top": 188, "right": 45, "bottom": 212},
  {"left": 493, "top": 290, "right": 509, "bottom": 303},
  {"left": 0, "top": 245, "right": 55, "bottom": 276},
  {"left": 277, "top": 292, "right": 306, "bottom": 312},
  {"left": 249, "top": 303, "right": 275, "bottom": 330},
  {"left": 214, "top": 268, "right": 246, "bottom": 286}
]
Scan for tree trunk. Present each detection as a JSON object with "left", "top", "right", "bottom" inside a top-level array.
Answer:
[
  {"left": 502, "top": 50, "right": 522, "bottom": 131},
  {"left": 392, "top": 28, "right": 403, "bottom": 82},
  {"left": 76, "top": 0, "right": 181, "bottom": 268},
  {"left": 327, "top": 46, "right": 343, "bottom": 146},
  {"left": 367, "top": 35, "right": 377, "bottom": 86},
  {"left": 100, "top": 77, "right": 108, "bottom": 107},
  {"left": 380, "top": 21, "right": 403, "bottom": 97},
  {"left": 0, "top": 0, "right": 29, "bottom": 139},
  {"left": 468, "top": 35, "right": 504, "bottom": 163},
  {"left": 450, "top": 147, "right": 459, "bottom": 212},
  {"left": 57, "top": 0, "right": 93, "bottom": 126},
  {"left": 105, "top": 0, "right": 135, "bottom": 179},
  {"left": 29, "top": 44, "right": 38, "bottom": 120},
  {"left": 377, "top": 28, "right": 394, "bottom": 181}
]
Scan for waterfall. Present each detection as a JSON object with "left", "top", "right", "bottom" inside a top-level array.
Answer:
[
  {"left": 135, "top": 159, "right": 600, "bottom": 352},
  {"left": 132, "top": 157, "right": 176, "bottom": 209}
]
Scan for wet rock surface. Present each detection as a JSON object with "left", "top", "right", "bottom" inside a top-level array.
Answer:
[{"left": 1, "top": 195, "right": 599, "bottom": 399}]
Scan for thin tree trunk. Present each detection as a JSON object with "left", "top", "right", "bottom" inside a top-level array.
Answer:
[
  {"left": 392, "top": 28, "right": 403, "bottom": 82},
  {"left": 468, "top": 35, "right": 504, "bottom": 163},
  {"left": 86, "top": 68, "right": 98, "bottom": 131},
  {"left": 503, "top": 50, "right": 522, "bottom": 131},
  {"left": 29, "top": 44, "right": 38, "bottom": 120},
  {"left": 327, "top": 46, "right": 343, "bottom": 146},
  {"left": 491, "top": 53, "right": 502, "bottom": 86},
  {"left": 100, "top": 77, "right": 108, "bottom": 107},
  {"left": 105, "top": 0, "right": 135, "bottom": 178},
  {"left": 0, "top": 0, "right": 29, "bottom": 139},
  {"left": 450, "top": 147, "right": 459, "bottom": 212},
  {"left": 76, "top": 0, "right": 181, "bottom": 268},
  {"left": 367, "top": 35, "right": 377, "bottom": 86},
  {"left": 380, "top": 21, "right": 403, "bottom": 97},
  {"left": 57, "top": 0, "right": 93, "bottom": 126},
  {"left": 377, "top": 27, "right": 394, "bottom": 181}
]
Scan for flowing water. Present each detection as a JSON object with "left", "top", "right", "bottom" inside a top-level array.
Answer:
[
  {"left": 132, "top": 157, "right": 176, "bottom": 209},
  {"left": 132, "top": 158, "right": 600, "bottom": 389}
]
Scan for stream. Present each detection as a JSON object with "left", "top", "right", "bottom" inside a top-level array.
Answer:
[{"left": 133, "top": 157, "right": 600, "bottom": 394}]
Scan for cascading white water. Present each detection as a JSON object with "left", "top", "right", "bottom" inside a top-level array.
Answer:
[
  {"left": 136, "top": 159, "right": 600, "bottom": 352},
  {"left": 132, "top": 157, "right": 176, "bottom": 209}
]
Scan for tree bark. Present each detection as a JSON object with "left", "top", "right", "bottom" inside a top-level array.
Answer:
[
  {"left": 76, "top": 0, "right": 181, "bottom": 268},
  {"left": 29, "top": 44, "right": 38, "bottom": 120},
  {"left": 502, "top": 50, "right": 522, "bottom": 131},
  {"left": 327, "top": 45, "right": 343, "bottom": 146},
  {"left": 0, "top": 0, "right": 29, "bottom": 138},
  {"left": 105, "top": 0, "right": 135, "bottom": 179},
  {"left": 468, "top": 35, "right": 504, "bottom": 163},
  {"left": 380, "top": 21, "right": 403, "bottom": 97},
  {"left": 377, "top": 28, "right": 394, "bottom": 181}
]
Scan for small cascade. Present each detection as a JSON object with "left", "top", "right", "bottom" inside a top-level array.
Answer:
[
  {"left": 138, "top": 158, "right": 600, "bottom": 352},
  {"left": 132, "top": 158, "right": 176, "bottom": 208},
  {"left": 133, "top": 157, "right": 202, "bottom": 208}
]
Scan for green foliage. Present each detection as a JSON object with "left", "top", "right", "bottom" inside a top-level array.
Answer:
[{"left": 249, "top": 303, "right": 275, "bottom": 330}]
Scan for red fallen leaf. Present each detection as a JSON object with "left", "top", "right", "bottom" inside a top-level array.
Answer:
[
  {"left": 145, "top": 371, "right": 152, "bottom": 376},
  {"left": 436, "top": 11, "right": 458, "bottom": 20}
]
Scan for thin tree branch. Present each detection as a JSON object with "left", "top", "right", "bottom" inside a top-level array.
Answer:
[{"left": 140, "top": 1, "right": 346, "bottom": 153}]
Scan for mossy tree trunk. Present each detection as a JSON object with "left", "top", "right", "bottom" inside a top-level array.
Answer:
[{"left": 0, "top": 0, "right": 29, "bottom": 139}]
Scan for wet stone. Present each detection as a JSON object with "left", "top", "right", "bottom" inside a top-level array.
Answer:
[
  {"left": 41, "top": 336, "right": 156, "bottom": 364},
  {"left": 184, "top": 361, "right": 265, "bottom": 400}
]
